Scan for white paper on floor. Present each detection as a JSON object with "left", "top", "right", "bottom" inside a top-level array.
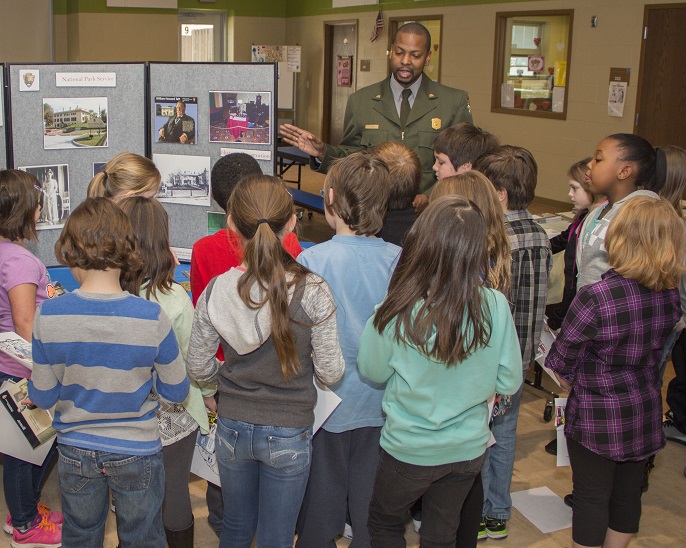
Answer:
[{"left": 511, "top": 486, "right": 572, "bottom": 533}]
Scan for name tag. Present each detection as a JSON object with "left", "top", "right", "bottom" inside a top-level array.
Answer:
[{"left": 365, "top": 124, "right": 380, "bottom": 130}]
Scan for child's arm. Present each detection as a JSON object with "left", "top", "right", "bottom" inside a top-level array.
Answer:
[
  {"left": 302, "top": 278, "right": 344, "bottom": 386},
  {"left": 153, "top": 309, "right": 190, "bottom": 403},
  {"left": 358, "top": 313, "right": 395, "bottom": 384},
  {"left": 493, "top": 293, "right": 524, "bottom": 396},
  {"left": 186, "top": 285, "right": 223, "bottom": 383},
  {"left": 545, "top": 289, "right": 597, "bottom": 383},
  {"left": 27, "top": 308, "right": 61, "bottom": 409}
]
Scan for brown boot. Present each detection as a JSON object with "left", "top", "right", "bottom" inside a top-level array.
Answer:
[{"left": 165, "top": 518, "right": 194, "bottom": 548}]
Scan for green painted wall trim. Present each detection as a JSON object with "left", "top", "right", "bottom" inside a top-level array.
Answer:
[
  {"left": 285, "top": 0, "right": 548, "bottom": 18},
  {"left": 53, "top": 0, "right": 285, "bottom": 17}
]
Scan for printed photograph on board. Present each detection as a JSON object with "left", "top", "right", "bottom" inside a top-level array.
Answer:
[
  {"left": 43, "top": 97, "right": 108, "bottom": 149},
  {"left": 155, "top": 96, "right": 197, "bottom": 144},
  {"left": 18, "top": 164, "right": 70, "bottom": 229},
  {"left": 93, "top": 162, "right": 106, "bottom": 177},
  {"left": 153, "top": 153, "right": 210, "bottom": 206},
  {"left": 209, "top": 91, "right": 271, "bottom": 144}
]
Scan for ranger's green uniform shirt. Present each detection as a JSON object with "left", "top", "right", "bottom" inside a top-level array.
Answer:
[{"left": 316, "top": 75, "right": 473, "bottom": 196}]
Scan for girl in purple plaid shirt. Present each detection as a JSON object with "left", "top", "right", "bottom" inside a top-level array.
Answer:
[{"left": 547, "top": 196, "right": 685, "bottom": 548}]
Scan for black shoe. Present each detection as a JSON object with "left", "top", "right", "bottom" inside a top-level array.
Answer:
[
  {"left": 563, "top": 494, "right": 573, "bottom": 508},
  {"left": 545, "top": 438, "right": 557, "bottom": 455}
]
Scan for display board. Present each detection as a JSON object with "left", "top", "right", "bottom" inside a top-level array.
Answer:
[
  {"left": 6, "top": 63, "right": 147, "bottom": 266},
  {"left": 149, "top": 62, "right": 277, "bottom": 251},
  {"left": 0, "top": 66, "right": 7, "bottom": 170}
]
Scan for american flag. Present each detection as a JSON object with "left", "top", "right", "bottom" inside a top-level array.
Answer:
[{"left": 370, "top": 10, "right": 383, "bottom": 42}]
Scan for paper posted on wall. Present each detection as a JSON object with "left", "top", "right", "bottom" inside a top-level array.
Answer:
[{"left": 0, "top": 332, "right": 33, "bottom": 370}]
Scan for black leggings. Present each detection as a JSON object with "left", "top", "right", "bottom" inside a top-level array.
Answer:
[
  {"left": 161, "top": 431, "right": 198, "bottom": 531},
  {"left": 567, "top": 437, "right": 647, "bottom": 546}
]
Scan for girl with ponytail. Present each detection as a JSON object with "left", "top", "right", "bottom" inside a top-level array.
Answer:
[{"left": 186, "top": 175, "right": 344, "bottom": 548}]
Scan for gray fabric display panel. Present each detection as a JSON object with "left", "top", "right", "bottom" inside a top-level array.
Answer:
[
  {"left": 149, "top": 62, "right": 277, "bottom": 252},
  {"left": 7, "top": 63, "right": 146, "bottom": 266},
  {"left": 0, "top": 66, "right": 7, "bottom": 169}
]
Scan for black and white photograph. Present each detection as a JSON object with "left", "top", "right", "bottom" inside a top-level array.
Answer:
[
  {"left": 153, "top": 153, "right": 210, "bottom": 206},
  {"left": 155, "top": 96, "right": 197, "bottom": 144},
  {"left": 43, "top": 97, "right": 108, "bottom": 149},
  {"left": 18, "top": 164, "right": 70, "bottom": 229},
  {"left": 209, "top": 91, "right": 271, "bottom": 144}
]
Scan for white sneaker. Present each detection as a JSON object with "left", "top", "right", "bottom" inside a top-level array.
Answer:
[
  {"left": 343, "top": 523, "right": 353, "bottom": 540},
  {"left": 412, "top": 518, "right": 421, "bottom": 533}
]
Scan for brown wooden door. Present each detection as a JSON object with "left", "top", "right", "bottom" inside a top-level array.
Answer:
[{"left": 635, "top": 4, "right": 686, "bottom": 147}]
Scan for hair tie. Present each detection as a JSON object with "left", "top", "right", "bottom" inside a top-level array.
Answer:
[{"left": 257, "top": 218, "right": 270, "bottom": 226}]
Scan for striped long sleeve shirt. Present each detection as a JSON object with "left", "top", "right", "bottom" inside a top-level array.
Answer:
[{"left": 29, "top": 290, "right": 189, "bottom": 456}]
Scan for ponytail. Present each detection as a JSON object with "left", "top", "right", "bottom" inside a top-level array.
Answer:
[
  {"left": 230, "top": 175, "right": 309, "bottom": 380},
  {"left": 87, "top": 171, "right": 110, "bottom": 199}
]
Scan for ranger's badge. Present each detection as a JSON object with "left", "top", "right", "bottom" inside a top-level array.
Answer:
[{"left": 432, "top": 118, "right": 441, "bottom": 130}]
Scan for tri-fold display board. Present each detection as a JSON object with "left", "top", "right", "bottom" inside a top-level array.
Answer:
[{"left": 2, "top": 62, "right": 278, "bottom": 266}]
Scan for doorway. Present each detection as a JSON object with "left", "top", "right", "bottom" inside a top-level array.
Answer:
[
  {"left": 179, "top": 11, "right": 226, "bottom": 62},
  {"left": 634, "top": 4, "right": 686, "bottom": 148},
  {"left": 322, "top": 22, "right": 357, "bottom": 145}
]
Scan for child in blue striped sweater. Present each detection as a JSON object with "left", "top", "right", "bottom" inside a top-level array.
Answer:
[{"left": 28, "top": 197, "right": 189, "bottom": 547}]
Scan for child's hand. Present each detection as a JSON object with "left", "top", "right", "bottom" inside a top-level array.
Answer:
[
  {"left": 554, "top": 372, "right": 572, "bottom": 393},
  {"left": 20, "top": 397, "right": 37, "bottom": 410},
  {"left": 203, "top": 396, "right": 217, "bottom": 414}
]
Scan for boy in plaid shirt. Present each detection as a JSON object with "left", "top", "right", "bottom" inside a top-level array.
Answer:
[{"left": 472, "top": 145, "right": 552, "bottom": 539}]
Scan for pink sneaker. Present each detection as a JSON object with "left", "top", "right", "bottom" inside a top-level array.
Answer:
[
  {"left": 4, "top": 504, "right": 63, "bottom": 535},
  {"left": 10, "top": 514, "right": 61, "bottom": 548}
]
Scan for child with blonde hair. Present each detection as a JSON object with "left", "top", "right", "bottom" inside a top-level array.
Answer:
[
  {"left": 87, "top": 152, "right": 161, "bottom": 202},
  {"left": 547, "top": 196, "right": 685, "bottom": 548},
  {"left": 431, "top": 171, "right": 511, "bottom": 295}
]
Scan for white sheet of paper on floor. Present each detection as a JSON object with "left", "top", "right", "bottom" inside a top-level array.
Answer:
[
  {"left": 190, "top": 379, "right": 342, "bottom": 487},
  {"left": 555, "top": 397, "right": 570, "bottom": 466},
  {"left": 511, "top": 486, "right": 572, "bottom": 533},
  {"left": 0, "top": 381, "right": 55, "bottom": 465}
]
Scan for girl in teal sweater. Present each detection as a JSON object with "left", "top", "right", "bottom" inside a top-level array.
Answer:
[{"left": 358, "top": 195, "right": 522, "bottom": 546}]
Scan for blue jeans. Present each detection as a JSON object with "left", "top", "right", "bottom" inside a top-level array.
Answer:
[
  {"left": 0, "top": 371, "right": 58, "bottom": 529},
  {"left": 57, "top": 443, "right": 166, "bottom": 548},
  {"left": 481, "top": 382, "right": 524, "bottom": 521},
  {"left": 216, "top": 416, "right": 312, "bottom": 548}
]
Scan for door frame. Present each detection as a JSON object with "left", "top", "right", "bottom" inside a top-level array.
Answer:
[
  {"left": 322, "top": 20, "right": 357, "bottom": 144},
  {"left": 178, "top": 10, "right": 227, "bottom": 62},
  {"left": 633, "top": 2, "right": 686, "bottom": 134}
]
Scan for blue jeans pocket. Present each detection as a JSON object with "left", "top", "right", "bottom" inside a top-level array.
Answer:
[
  {"left": 106, "top": 455, "right": 152, "bottom": 491},
  {"left": 57, "top": 447, "right": 89, "bottom": 494},
  {"left": 268, "top": 429, "right": 311, "bottom": 474},
  {"left": 216, "top": 420, "right": 238, "bottom": 463}
]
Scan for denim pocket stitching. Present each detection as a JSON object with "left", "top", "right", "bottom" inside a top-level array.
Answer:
[
  {"left": 108, "top": 455, "right": 152, "bottom": 491},
  {"left": 57, "top": 449, "right": 89, "bottom": 494},
  {"left": 268, "top": 431, "right": 311, "bottom": 474},
  {"left": 216, "top": 424, "right": 238, "bottom": 462}
]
